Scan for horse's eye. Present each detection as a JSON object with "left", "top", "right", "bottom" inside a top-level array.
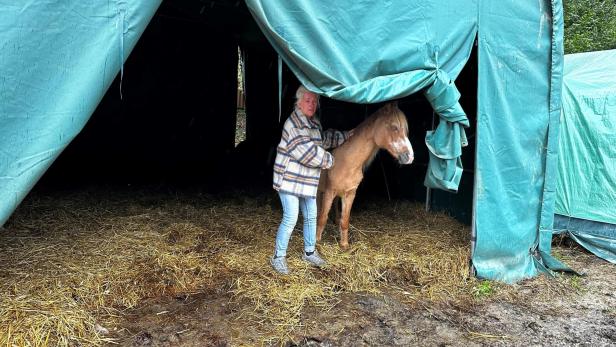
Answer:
[{"left": 391, "top": 125, "right": 399, "bottom": 132}]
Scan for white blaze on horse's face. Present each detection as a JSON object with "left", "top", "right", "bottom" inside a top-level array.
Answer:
[
  {"left": 392, "top": 136, "right": 414, "bottom": 165},
  {"left": 382, "top": 119, "right": 414, "bottom": 165},
  {"left": 374, "top": 103, "right": 414, "bottom": 165}
]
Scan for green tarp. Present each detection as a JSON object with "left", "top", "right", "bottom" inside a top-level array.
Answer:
[
  {"left": 554, "top": 215, "right": 616, "bottom": 263},
  {"left": 246, "top": 1, "right": 473, "bottom": 192},
  {"left": 554, "top": 49, "right": 616, "bottom": 263},
  {"left": 0, "top": 1, "right": 162, "bottom": 227},
  {"left": 1, "top": 0, "right": 565, "bottom": 282},
  {"left": 476, "top": 1, "right": 565, "bottom": 281},
  {"left": 557, "top": 49, "right": 616, "bottom": 225},
  {"left": 246, "top": 0, "right": 564, "bottom": 282}
]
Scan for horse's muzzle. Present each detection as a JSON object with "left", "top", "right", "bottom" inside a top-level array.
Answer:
[{"left": 398, "top": 152, "right": 414, "bottom": 165}]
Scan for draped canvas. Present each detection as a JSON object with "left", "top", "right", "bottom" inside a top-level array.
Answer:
[
  {"left": 0, "top": 1, "right": 162, "bottom": 226},
  {"left": 245, "top": 0, "right": 475, "bottom": 193},
  {"left": 246, "top": 0, "right": 565, "bottom": 282},
  {"left": 0, "top": 0, "right": 567, "bottom": 283}
]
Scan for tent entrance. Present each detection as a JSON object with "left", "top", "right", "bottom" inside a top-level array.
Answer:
[
  {"left": 41, "top": 5, "right": 244, "bottom": 188},
  {"left": 39, "top": 4, "right": 479, "bottom": 221}
]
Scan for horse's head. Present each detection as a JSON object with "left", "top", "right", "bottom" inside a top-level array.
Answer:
[{"left": 374, "top": 102, "right": 414, "bottom": 165}]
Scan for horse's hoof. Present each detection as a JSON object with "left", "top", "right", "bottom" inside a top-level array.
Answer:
[{"left": 339, "top": 243, "right": 350, "bottom": 252}]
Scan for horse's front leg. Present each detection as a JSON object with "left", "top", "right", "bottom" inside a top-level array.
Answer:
[
  {"left": 317, "top": 190, "right": 336, "bottom": 243},
  {"left": 339, "top": 189, "right": 357, "bottom": 251},
  {"left": 333, "top": 198, "right": 341, "bottom": 226}
]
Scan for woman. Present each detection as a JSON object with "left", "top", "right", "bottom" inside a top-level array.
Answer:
[{"left": 271, "top": 86, "right": 352, "bottom": 274}]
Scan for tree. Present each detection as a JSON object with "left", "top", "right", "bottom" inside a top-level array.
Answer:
[{"left": 564, "top": 0, "right": 616, "bottom": 53}]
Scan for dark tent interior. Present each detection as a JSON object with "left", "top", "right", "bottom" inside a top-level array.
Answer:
[{"left": 39, "top": 0, "right": 478, "bottom": 224}]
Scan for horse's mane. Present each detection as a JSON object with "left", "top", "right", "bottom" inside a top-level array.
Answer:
[
  {"left": 354, "top": 103, "right": 408, "bottom": 136},
  {"left": 341, "top": 103, "right": 408, "bottom": 171},
  {"left": 353, "top": 108, "right": 381, "bottom": 135}
]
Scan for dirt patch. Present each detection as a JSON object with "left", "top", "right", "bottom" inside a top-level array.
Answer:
[{"left": 113, "top": 248, "right": 615, "bottom": 346}]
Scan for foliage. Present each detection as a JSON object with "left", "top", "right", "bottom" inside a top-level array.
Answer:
[
  {"left": 567, "top": 275, "right": 583, "bottom": 291},
  {"left": 564, "top": 0, "right": 616, "bottom": 53},
  {"left": 472, "top": 280, "right": 495, "bottom": 298}
]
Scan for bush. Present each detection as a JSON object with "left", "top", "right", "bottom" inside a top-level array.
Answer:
[{"left": 564, "top": 0, "right": 616, "bottom": 53}]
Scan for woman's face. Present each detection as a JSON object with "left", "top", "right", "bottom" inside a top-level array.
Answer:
[{"left": 298, "top": 92, "right": 318, "bottom": 117}]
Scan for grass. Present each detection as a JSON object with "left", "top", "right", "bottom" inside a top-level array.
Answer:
[{"left": 472, "top": 280, "right": 495, "bottom": 299}]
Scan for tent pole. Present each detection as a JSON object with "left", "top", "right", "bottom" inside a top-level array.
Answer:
[
  {"left": 425, "top": 111, "right": 436, "bottom": 212},
  {"left": 470, "top": 106, "right": 478, "bottom": 276}
]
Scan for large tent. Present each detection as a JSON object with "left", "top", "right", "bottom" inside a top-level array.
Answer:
[
  {"left": 1, "top": 0, "right": 565, "bottom": 282},
  {"left": 554, "top": 49, "right": 616, "bottom": 263}
]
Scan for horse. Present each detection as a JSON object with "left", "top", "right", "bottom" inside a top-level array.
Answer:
[{"left": 316, "top": 102, "right": 414, "bottom": 250}]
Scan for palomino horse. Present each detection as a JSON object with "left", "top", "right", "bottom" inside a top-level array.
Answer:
[{"left": 317, "top": 102, "right": 414, "bottom": 250}]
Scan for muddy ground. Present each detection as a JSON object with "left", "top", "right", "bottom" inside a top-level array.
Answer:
[
  {"left": 112, "top": 244, "right": 615, "bottom": 347},
  {"left": 3, "top": 187, "right": 614, "bottom": 347}
]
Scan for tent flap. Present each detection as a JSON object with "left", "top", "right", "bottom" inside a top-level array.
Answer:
[
  {"left": 424, "top": 69, "right": 470, "bottom": 192},
  {"left": 245, "top": 0, "right": 474, "bottom": 193},
  {"left": 246, "top": 0, "right": 566, "bottom": 283},
  {"left": 472, "top": 0, "right": 564, "bottom": 282},
  {"left": 0, "top": 1, "right": 162, "bottom": 226}
]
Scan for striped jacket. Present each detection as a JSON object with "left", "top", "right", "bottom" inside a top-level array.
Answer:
[{"left": 273, "top": 110, "right": 350, "bottom": 199}]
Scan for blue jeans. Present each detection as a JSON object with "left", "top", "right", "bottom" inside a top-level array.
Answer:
[{"left": 274, "top": 192, "right": 317, "bottom": 257}]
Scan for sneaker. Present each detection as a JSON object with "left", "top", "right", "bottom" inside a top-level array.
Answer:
[
  {"left": 270, "top": 256, "right": 289, "bottom": 275},
  {"left": 302, "top": 251, "right": 326, "bottom": 267}
]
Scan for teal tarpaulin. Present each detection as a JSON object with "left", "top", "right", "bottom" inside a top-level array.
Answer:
[
  {"left": 1, "top": 0, "right": 565, "bottom": 282},
  {"left": 476, "top": 1, "right": 566, "bottom": 281},
  {"left": 554, "top": 215, "right": 616, "bottom": 263},
  {"left": 246, "top": 0, "right": 564, "bottom": 282},
  {"left": 246, "top": 0, "right": 473, "bottom": 193},
  {"left": 553, "top": 49, "right": 616, "bottom": 263},
  {"left": 0, "top": 1, "right": 162, "bottom": 227},
  {"left": 557, "top": 50, "right": 616, "bottom": 225}
]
